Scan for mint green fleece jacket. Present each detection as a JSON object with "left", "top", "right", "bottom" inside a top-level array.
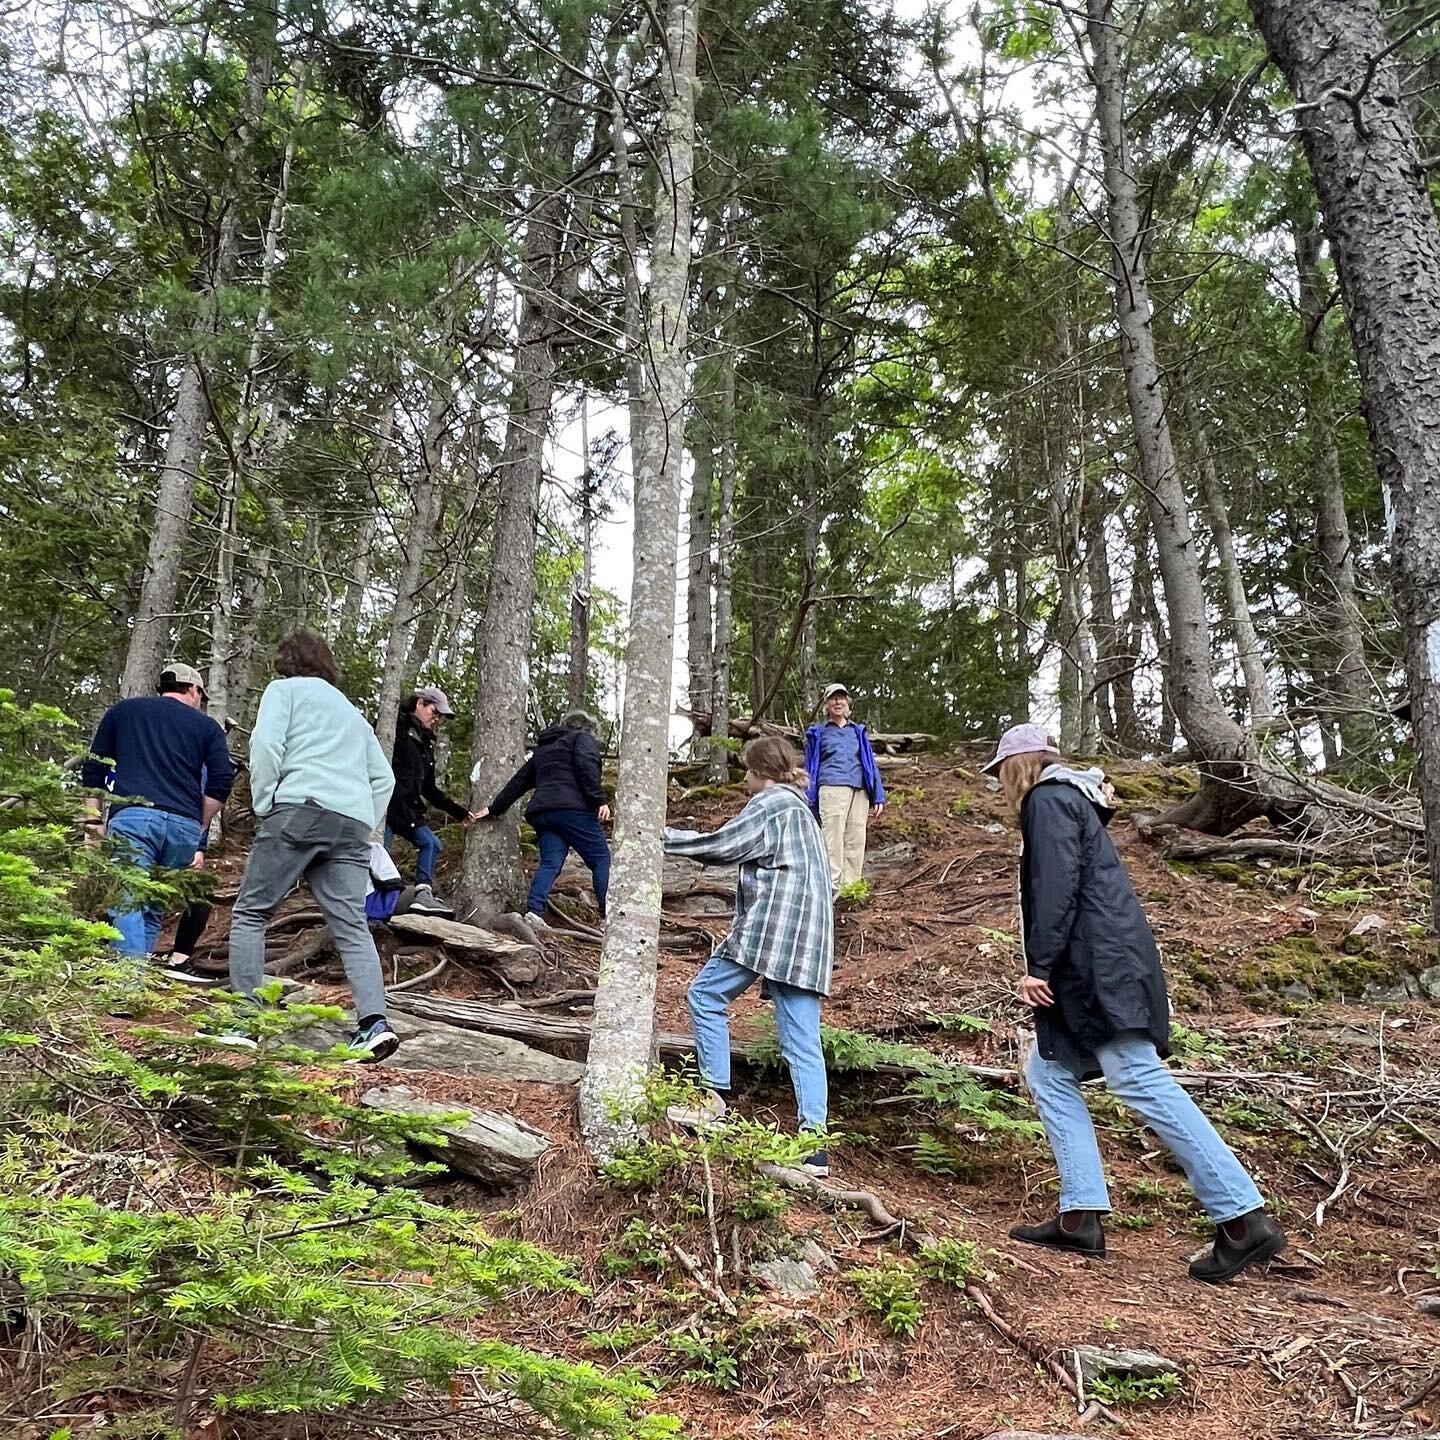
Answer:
[{"left": 248, "top": 677, "right": 394, "bottom": 829}]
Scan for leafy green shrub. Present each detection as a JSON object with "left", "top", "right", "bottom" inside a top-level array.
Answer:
[
  {"left": 1088, "top": 1369, "right": 1184, "bottom": 1406},
  {"left": 836, "top": 878, "right": 871, "bottom": 905},
  {"left": 849, "top": 1258, "right": 923, "bottom": 1337},
  {"left": 917, "top": 1237, "right": 982, "bottom": 1287}
]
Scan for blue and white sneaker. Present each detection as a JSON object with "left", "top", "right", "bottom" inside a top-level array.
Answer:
[{"left": 346, "top": 1018, "right": 400, "bottom": 1063}]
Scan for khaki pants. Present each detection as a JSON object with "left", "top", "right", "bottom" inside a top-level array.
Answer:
[{"left": 818, "top": 785, "right": 869, "bottom": 890}]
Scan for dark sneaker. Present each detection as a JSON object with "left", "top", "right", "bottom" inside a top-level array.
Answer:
[
  {"left": 158, "top": 958, "right": 225, "bottom": 987},
  {"left": 1189, "top": 1209, "right": 1286, "bottom": 1283},
  {"left": 408, "top": 885, "right": 455, "bottom": 917},
  {"left": 346, "top": 1018, "right": 400, "bottom": 1063},
  {"left": 1009, "top": 1211, "right": 1107, "bottom": 1258},
  {"left": 800, "top": 1150, "right": 830, "bottom": 1179}
]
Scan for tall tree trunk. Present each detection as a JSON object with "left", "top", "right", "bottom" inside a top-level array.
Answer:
[
  {"left": 580, "top": 0, "right": 701, "bottom": 1160},
  {"left": 707, "top": 277, "right": 738, "bottom": 784},
  {"left": 1293, "top": 204, "right": 1374, "bottom": 767},
  {"left": 569, "top": 398, "right": 596, "bottom": 712},
  {"left": 376, "top": 372, "right": 452, "bottom": 757},
  {"left": 463, "top": 52, "right": 590, "bottom": 917},
  {"left": 228, "top": 548, "right": 273, "bottom": 733},
  {"left": 685, "top": 419, "right": 714, "bottom": 728},
  {"left": 1249, "top": 0, "right": 1440, "bottom": 915},
  {"left": 800, "top": 295, "right": 826, "bottom": 715},
  {"left": 121, "top": 28, "right": 274, "bottom": 696},
  {"left": 1184, "top": 389, "right": 1273, "bottom": 724},
  {"left": 209, "top": 66, "right": 305, "bottom": 726},
  {"left": 1086, "top": 0, "right": 1254, "bottom": 818}
]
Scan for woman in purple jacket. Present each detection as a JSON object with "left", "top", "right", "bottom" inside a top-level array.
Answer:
[{"left": 803, "top": 684, "right": 885, "bottom": 893}]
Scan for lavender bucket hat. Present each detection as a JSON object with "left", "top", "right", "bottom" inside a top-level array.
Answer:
[{"left": 981, "top": 723, "right": 1061, "bottom": 776}]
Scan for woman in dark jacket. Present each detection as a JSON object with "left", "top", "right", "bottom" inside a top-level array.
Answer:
[
  {"left": 475, "top": 710, "right": 611, "bottom": 927},
  {"left": 386, "top": 687, "right": 476, "bottom": 912},
  {"left": 985, "top": 724, "right": 1286, "bottom": 1284}
]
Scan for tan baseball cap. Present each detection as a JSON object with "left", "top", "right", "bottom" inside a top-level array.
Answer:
[
  {"left": 160, "top": 661, "right": 208, "bottom": 699},
  {"left": 823, "top": 683, "right": 850, "bottom": 700},
  {"left": 416, "top": 685, "right": 455, "bottom": 717}
]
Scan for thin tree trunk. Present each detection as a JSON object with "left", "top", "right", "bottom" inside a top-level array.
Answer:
[
  {"left": 229, "top": 549, "right": 273, "bottom": 732},
  {"left": 376, "top": 372, "right": 452, "bottom": 757},
  {"left": 1249, "top": 0, "right": 1440, "bottom": 915},
  {"left": 1085, "top": 0, "right": 1253, "bottom": 816},
  {"left": 463, "top": 50, "right": 590, "bottom": 918},
  {"left": 1184, "top": 389, "right": 1273, "bottom": 724},
  {"left": 685, "top": 417, "right": 714, "bottom": 727},
  {"left": 1293, "top": 205, "right": 1374, "bottom": 767},
  {"left": 121, "top": 30, "right": 274, "bottom": 696},
  {"left": 580, "top": 0, "right": 701, "bottom": 1160},
  {"left": 209, "top": 65, "right": 306, "bottom": 726},
  {"left": 708, "top": 278, "right": 738, "bottom": 785},
  {"left": 569, "top": 397, "right": 595, "bottom": 712},
  {"left": 800, "top": 297, "right": 826, "bottom": 716}
]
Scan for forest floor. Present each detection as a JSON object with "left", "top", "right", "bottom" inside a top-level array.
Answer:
[{"left": 168, "top": 751, "right": 1440, "bottom": 1440}]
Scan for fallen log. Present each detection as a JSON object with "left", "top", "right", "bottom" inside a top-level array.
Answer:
[
  {"left": 270, "top": 926, "right": 336, "bottom": 976},
  {"left": 361, "top": 1085, "right": 551, "bottom": 1186},
  {"left": 387, "top": 914, "right": 542, "bottom": 985}
]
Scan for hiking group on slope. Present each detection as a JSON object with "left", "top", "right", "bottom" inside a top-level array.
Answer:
[{"left": 84, "top": 655, "right": 1286, "bottom": 1280}]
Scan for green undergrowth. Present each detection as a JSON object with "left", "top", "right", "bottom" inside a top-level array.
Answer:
[
  {"left": 1237, "top": 933, "right": 1405, "bottom": 1003},
  {"left": 0, "top": 695, "right": 674, "bottom": 1440}
]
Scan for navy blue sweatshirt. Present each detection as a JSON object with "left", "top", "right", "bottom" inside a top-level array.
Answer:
[{"left": 82, "top": 697, "right": 235, "bottom": 825}]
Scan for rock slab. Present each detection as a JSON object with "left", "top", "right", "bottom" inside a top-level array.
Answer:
[
  {"left": 387, "top": 914, "right": 542, "bottom": 984},
  {"left": 751, "top": 1258, "right": 819, "bottom": 1296},
  {"left": 1068, "top": 1344, "right": 1182, "bottom": 1385},
  {"left": 362, "top": 1085, "right": 551, "bottom": 1185}
]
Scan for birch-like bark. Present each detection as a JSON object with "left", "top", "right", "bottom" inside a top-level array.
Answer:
[
  {"left": 1085, "top": 0, "right": 1249, "bottom": 776},
  {"left": 580, "top": 0, "right": 701, "bottom": 1160},
  {"left": 569, "top": 397, "right": 596, "bottom": 712}
]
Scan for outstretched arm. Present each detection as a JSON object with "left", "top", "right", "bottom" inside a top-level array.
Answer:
[{"left": 663, "top": 799, "right": 770, "bottom": 866}]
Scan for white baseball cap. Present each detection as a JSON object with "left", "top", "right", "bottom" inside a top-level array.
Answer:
[
  {"left": 823, "top": 683, "right": 850, "bottom": 700},
  {"left": 981, "top": 723, "right": 1061, "bottom": 775}
]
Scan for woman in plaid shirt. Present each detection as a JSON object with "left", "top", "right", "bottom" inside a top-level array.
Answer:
[{"left": 663, "top": 736, "right": 834, "bottom": 1177}]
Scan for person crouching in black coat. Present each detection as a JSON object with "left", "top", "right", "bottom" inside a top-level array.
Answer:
[
  {"left": 984, "top": 723, "right": 1287, "bottom": 1284},
  {"left": 474, "top": 710, "right": 611, "bottom": 929},
  {"left": 386, "top": 687, "right": 478, "bottom": 913}
]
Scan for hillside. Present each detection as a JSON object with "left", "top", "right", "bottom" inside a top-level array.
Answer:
[{"left": 159, "top": 751, "right": 1440, "bottom": 1440}]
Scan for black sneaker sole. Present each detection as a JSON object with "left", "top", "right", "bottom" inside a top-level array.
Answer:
[
  {"left": 347, "top": 1034, "right": 400, "bottom": 1063},
  {"left": 1190, "top": 1230, "right": 1287, "bottom": 1284}
]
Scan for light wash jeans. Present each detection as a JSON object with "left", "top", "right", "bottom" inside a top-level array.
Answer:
[
  {"left": 1026, "top": 1031, "right": 1263, "bottom": 1223},
  {"left": 106, "top": 806, "right": 204, "bottom": 956},
  {"left": 687, "top": 953, "right": 828, "bottom": 1131}
]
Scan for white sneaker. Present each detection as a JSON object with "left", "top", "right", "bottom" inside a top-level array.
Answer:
[
  {"left": 666, "top": 1089, "right": 729, "bottom": 1130},
  {"left": 408, "top": 885, "right": 454, "bottom": 917}
]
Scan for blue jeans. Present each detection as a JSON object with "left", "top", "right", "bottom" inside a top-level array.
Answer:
[
  {"left": 527, "top": 810, "right": 610, "bottom": 916},
  {"left": 1025, "top": 1031, "right": 1264, "bottom": 1223},
  {"left": 687, "top": 953, "right": 828, "bottom": 1131},
  {"left": 106, "top": 806, "right": 204, "bottom": 956},
  {"left": 386, "top": 824, "right": 442, "bottom": 885}
]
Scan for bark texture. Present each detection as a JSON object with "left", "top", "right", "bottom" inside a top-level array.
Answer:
[
  {"left": 579, "top": 0, "right": 701, "bottom": 1159},
  {"left": 1248, "top": 0, "right": 1440, "bottom": 917}
]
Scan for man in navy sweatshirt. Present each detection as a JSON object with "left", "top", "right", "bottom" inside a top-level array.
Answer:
[{"left": 81, "top": 663, "right": 235, "bottom": 957}]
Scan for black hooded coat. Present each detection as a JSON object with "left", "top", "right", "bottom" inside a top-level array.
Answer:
[{"left": 1019, "top": 767, "right": 1171, "bottom": 1078}]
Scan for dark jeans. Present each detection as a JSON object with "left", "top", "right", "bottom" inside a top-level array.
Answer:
[
  {"left": 527, "top": 810, "right": 610, "bottom": 917},
  {"left": 172, "top": 903, "right": 212, "bottom": 956},
  {"left": 385, "top": 823, "right": 441, "bottom": 885}
]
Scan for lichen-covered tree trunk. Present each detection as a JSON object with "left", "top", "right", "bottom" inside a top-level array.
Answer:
[
  {"left": 708, "top": 285, "right": 738, "bottom": 785},
  {"left": 685, "top": 419, "right": 714, "bottom": 729},
  {"left": 1249, "top": 0, "right": 1440, "bottom": 919},
  {"left": 580, "top": 0, "right": 701, "bottom": 1160}
]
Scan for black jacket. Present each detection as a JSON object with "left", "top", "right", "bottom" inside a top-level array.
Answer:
[
  {"left": 490, "top": 725, "right": 606, "bottom": 821},
  {"left": 387, "top": 715, "right": 467, "bottom": 837},
  {"left": 1020, "top": 769, "right": 1170, "bottom": 1078}
]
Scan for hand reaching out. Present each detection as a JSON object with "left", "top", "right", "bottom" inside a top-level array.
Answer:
[
  {"left": 598, "top": 804, "right": 612, "bottom": 823},
  {"left": 1019, "top": 976, "right": 1054, "bottom": 1008}
]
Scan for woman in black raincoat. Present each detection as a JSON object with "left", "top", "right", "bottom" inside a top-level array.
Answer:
[{"left": 985, "top": 724, "right": 1286, "bottom": 1284}]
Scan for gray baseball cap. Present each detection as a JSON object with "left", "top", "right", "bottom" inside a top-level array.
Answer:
[
  {"left": 416, "top": 685, "right": 455, "bottom": 717},
  {"left": 160, "top": 661, "right": 208, "bottom": 699},
  {"left": 981, "top": 722, "right": 1061, "bottom": 775},
  {"left": 823, "top": 683, "right": 850, "bottom": 700}
]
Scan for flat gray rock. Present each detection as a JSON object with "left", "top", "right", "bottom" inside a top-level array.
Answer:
[
  {"left": 982, "top": 1432, "right": 1091, "bottom": 1440},
  {"left": 362, "top": 1085, "right": 551, "bottom": 1186},
  {"left": 1419, "top": 965, "right": 1440, "bottom": 1002},
  {"left": 293, "top": 1006, "right": 585, "bottom": 1085},
  {"left": 751, "top": 1258, "right": 819, "bottom": 1296},
  {"left": 799, "top": 1238, "right": 838, "bottom": 1272},
  {"left": 863, "top": 840, "right": 919, "bottom": 875},
  {"left": 1412, "top": 1296, "right": 1440, "bottom": 1318},
  {"left": 1068, "top": 1344, "right": 1182, "bottom": 1385},
  {"left": 1362, "top": 981, "right": 1413, "bottom": 1007}
]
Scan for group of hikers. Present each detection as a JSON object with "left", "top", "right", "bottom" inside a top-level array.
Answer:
[{"left": 83, "top": 633, "right": 1285, "bottom": 1283}]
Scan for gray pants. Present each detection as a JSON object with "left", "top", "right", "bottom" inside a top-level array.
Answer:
[{"left": 229, "top": 802, "right": 387, "bottom": 1021}]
